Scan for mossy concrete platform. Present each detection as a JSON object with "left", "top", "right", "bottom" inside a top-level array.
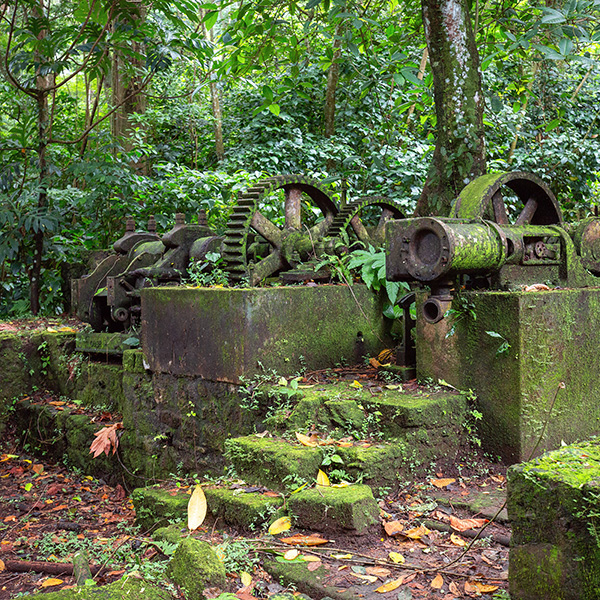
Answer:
[
  {"left": 417, "top": 288, "right": 600, "bottom": 462},
  {"left": 507, "top": 438, "right": 600, "bottom": 599},
  {"left": 288, "top": 484, "right": 378, "bottom": 533},
  {"left": 130, "top": 486, "right": 190, "bottom": 530},
  {"left": 141, "top": 285, "right": 392, "bottom": 383}
]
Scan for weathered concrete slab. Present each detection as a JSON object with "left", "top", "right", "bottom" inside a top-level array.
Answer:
[
  {"left": 508, "top": 438, "right": 600, "bottom": 600},
  {"left": 416, "top": 288, "right": 600, "bottom": 462},
  {"left": 141, "top": 286, "right": 392, "bottom": 383}
]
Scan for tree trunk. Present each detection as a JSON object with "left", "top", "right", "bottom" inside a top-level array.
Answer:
[
  {"left": 324, "top": 25, "right": 343, "bottom": 139},
  {"left": 415, "top": 0, "right": 486, "bottom": 216}
]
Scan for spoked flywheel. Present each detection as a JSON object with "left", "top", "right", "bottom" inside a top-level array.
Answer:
[
  {"left": 450, "top": 171, "right": 563, "bottom": 225},
  {"left": 222, "top": 175, "right": 338, "bottom": 285}
]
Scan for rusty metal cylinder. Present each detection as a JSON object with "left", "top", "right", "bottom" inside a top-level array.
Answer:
[{"left": 395, "top": 218, "right": 508, "bottom": 281}]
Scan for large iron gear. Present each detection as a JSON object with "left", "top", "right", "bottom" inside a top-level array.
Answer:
[
  {"left": 328, "top": 196, "right": 407, "bottom": 248},
  {"left": 222, "top": 175, "right": 338, "bottom": 285}
]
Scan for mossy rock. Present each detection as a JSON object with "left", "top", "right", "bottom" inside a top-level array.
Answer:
[
  {"left": 204, "top": 486, "right": 284, "bottom": 530},
  {"left": 16, "top": 576, "right": 172, "bottom": 599},
  {"left": 131, "top": 486, "right": 189, "bottom": 531},
  {"left": 168, "top": 537, "right": 226, "bottom": 600},
  {"left": 288, "top": 484, "right": 379, "bottom": 533},
  {"left": 153, "top": 523, "right": 187, "bottom": 545}
]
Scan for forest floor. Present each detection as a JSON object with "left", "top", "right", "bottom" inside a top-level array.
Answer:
[{"left": 0, "top": 318, "right": 511, "bottom": 600}]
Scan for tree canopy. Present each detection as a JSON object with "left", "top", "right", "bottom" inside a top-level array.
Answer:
[{"left": 1, "top": 0, "right": 599, "bottom": 314}]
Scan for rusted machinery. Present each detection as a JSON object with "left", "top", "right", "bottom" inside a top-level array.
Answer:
[
  {"left": 73, "top": 175, "right": 406, "bottom": 331},
  {"left": 386, "top": 171, "right": 600, "bottom": 322}
]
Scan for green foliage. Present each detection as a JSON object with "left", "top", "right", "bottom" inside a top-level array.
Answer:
[{"left": 187, "top": 252, "right": 229, "bottom": 287}]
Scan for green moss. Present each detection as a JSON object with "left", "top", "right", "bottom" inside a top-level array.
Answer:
[
  {"left": 153, "top": 524, "right": 186, "bottom": 545},
  {"left": 123, "top": 349, "right": 147, "bottom": 374},
  {"left": 288, "top": 484, "right": 378, "bottom": 532},
  {"left": 131, "top": 486, "right": 189, "bottom": 531},
  {"left": 168, "top": 537, "right": 226, "bottom": 600},
  {"left": 75, "top": 363, "right": 124, "bottom": 412},
  {"left": 204, "top": 487, "right": 284, "bottom": 530},
  {"left": 15, "top": 575, "right": 172, "bottom": 599}
]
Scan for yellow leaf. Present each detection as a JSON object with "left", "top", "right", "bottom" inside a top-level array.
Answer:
[
  {"left": 295, "top": 432, "right": 318, "bottom": 447},
  {"left": 375, "top": 577, "right": 404, "bottom": 593},
  {"left": 268, "top": 516, "right": 292, "bottom": 535},
  {"left": 349, "top": 380, "right": 363, "bottom": 389},
  {"left": 431, "top": 477, "right": 456, "bottom": 488},
  {"left": 385, "top": 384, "right": 400, "bottom": 390},
  {"left": 284, "top": 549, "right": 299, "bottom": 560},
  {"left": 316, "top": 470, "right": 330, "bottom": 487},
  {"left": 388, "top": 551, "right": 405, "bottom": 564},
  {"left": 331, "top": 553, "right": 353, "bottom": 559},
  {"left": 403, "top": 524, "right": 431, "bottom": 540},
  {"left": 187, "top": 485, "right": 207, "bottom": 531},
  {"left": 41, "top": 578, "right": 63, "bottom": 588},
  {"left": 331, "top": 481, "right": 350, "bottom": 488},
  {"left": 0, "top": 559, "right": 5, "bottom": 571},
  {"left": 350, "top": 573, "right": 378, "bottom": 583},
  {"left": 277, "top": 377, "right": 288, "bottom": 386},
  {"left": 450, "top": 533, "right": 467, "bottom": 547},
  {"left": 302, "top": 555, "right": 322, "bottom": 562},
  {"left": 475, "top": 582, "right": 499, "bottom": 593},
  {"left": 369, "top": 358, "right": 381, "bottom": 368},
  {"left": 240, "top": 572, "right": 252, "bottom": 587},
  {"left": 57, "top": 327, "right": 77, "bottom": 333},
  {"left": 431, "top": 574, "right": 443, "bottom": 589}
]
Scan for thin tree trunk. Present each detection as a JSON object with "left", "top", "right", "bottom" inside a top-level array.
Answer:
[
  {"left": 415, "top": 0, "right": 486, "bottom": 216},
  {"left": 324, "top": 24, "right": 343, "bottom": 138}
]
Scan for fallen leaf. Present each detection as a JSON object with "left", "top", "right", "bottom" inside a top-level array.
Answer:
[
  {"left": 301, "top": 555, "right": 322, "bottom": 562},
  {"left": 384, "top": 521, "right": 404, "bottom": 536},
  {"left": 431, "top": 574, "right": 443, "bottom": 589},
  {"left": 187, "top": 485, "right": 207, "bottom": 531},
  {"left": 263, "top": 491, "right": 279, "bottom": 497},
  {"left": 316, "top": 470, "right": 330, "bottom": 487},
  {"left": 268, "top": 516, "right": 292, "bottom": 535},
  {"left": 524, "top": 283, "right": 550, "bottom": 292},
  {"left": 450, "top": 533, "right": 467, "bottom": 547},
  {"left": 366, "top": 566, "right": 391, "bottom": 578},
  {"left": 235, "top": 589, "right": 255, "bottom": 600},
  {"left": 449, "top": 581, "right": 460, "bottom": 594},
  {"left": 0, "top": 559, "right": 5, "bottom": 571},
  {"left": 284, "top": 549, "right": 299, "bottom": 560},
  {"left": 89, "top": 423, "right": 123, "bottom": 458},
  {"left": 431, "top": 477, "right": 455, "bottom": 488},
  {"left": 349, "top": 380, "right": 363, "bottom": 389},
  {"left": 475, "top": 582, "right": 499, "bottom": 593},
  {"left": 350, "top": 573, "right": 378, "bottom": 583},
  {"left": 388, "top": 551, "right": 405, "bottom": 564},
  {"left": 307, "top": 560, "right": 322, "bottom": 572},
  {"left": 41, "top": 578, "right": 63, "bottom": 588},
  {"left": 240, "top": 572, "right": 252, "bottom": 587},
  {"left": 402, "top": 524, "right": 431, "bottom": 540},
  {"left": 375, "top": 577, "right": 404, "bottom": 593},
  {"left": 332, "top": 553, "right": 353, "bottom": 559},
  {"left": 32, "top": 464, "right": 44, "bottom": 475},
  {"left": 280, "top": 534, "right": 328, "bottom": 546},
  {"left": 296, "top": 432, "right": 318, "bottom": 447},
  {"left": 449, "top": 516, "right": 488, "bottom": 532}
]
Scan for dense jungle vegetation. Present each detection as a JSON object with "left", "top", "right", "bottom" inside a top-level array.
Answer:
[{"left": 0, "top": 0, "right": 599, "bottom": 316}]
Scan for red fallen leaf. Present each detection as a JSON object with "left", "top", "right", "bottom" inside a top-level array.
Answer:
[
  {"left": 113, "top": 484, "right": 126, "bottom": 501},
  {"left": 449, "top": 515, "right": 488, "bottom": 532},
  {"left": 235, "top": 588, "right": 256, "bottom": 600},
  {"left": 280, "top": 534, "right": 329, "bottom": 546},
  {"left": 46, "top": 484, "right": 63, "bottom": 496},
  {"left": 89, "top": 423, "right": 123, "bottom": 458},
  {"left": 8, "top": 467, "right": 24, "bottom": 476}
]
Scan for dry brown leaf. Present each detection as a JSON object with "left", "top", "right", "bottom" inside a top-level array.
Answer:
[
  {"left": 89, "top": 423, "right": 123, "bottom": 458},
  {"left": 366, "top": 566, "right": 391, "bottom": 578},
  {"left": 383, "top": 520, "right": 404, "bottom": 536},
  {"left": 464, "top": 581, "right": 479, "bottom": 595},
  {"left": 263, "top": 491, "right": 279, "bottom": 497},
  {"left": 187, "top": 485, "right": 207, "bottom": 531},
  {"left": 369, "top": 358, "right": 381, "bottom": 368},
  {"left": 431, "top": 477, "right": 456, "bottom": 488},
  {"left": 41, "top": 578, "right": 63, "bottom": 588},
  {"left": 307, "top": 561, "right": 322, "bottom": 571},
  {"left": 449, "top": 581, "right": 460, "bottom": 594},
  {"left": 32, "top": 463, "right": 44, "bottom": 475},
  {"left": 375, "top": 577, "right": 404, "bottom": 593},
  {"left": 280, "top": 534, "right": 328, "bottom": 546},
  {"left": 0, "top": 559, "right": 5, "bottom": 572},
  {"left": 431, "top": 574, "right": 444, "bottom": 589},
  {"left": 524, "top": 283, "right": 550, "bottom": 292},
  {"left": 402, "top": 524, "right": 431, "bottom": 539},
  {"left": 449, "top": 515, "right": 488, "bottom": 532}
]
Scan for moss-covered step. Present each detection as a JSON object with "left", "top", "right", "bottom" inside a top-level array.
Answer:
[
  {"left": 131, "top": 486, "right": 190, "bottom": 531},
  {"left": 16, "top": 575, "right": 172, "bottom": 599},
  {"left": 263, "top": 384, "right": 467, "bottom": 440},
  {"left": 225, "top": 433, "right": 449, "bottom": 494},
  {"left": 75, "top": 331, "right": 136, "bottom": 357},
  {"left": 288, "top": 484, "right": 378, "bottom": 533},
  {"left": 507, "top": 438, "right": 600, "bottom": 599}
]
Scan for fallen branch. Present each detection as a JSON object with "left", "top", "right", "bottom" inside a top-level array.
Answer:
[{"left": 3, "top": 559, "right": 103, "bottom": 576}]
